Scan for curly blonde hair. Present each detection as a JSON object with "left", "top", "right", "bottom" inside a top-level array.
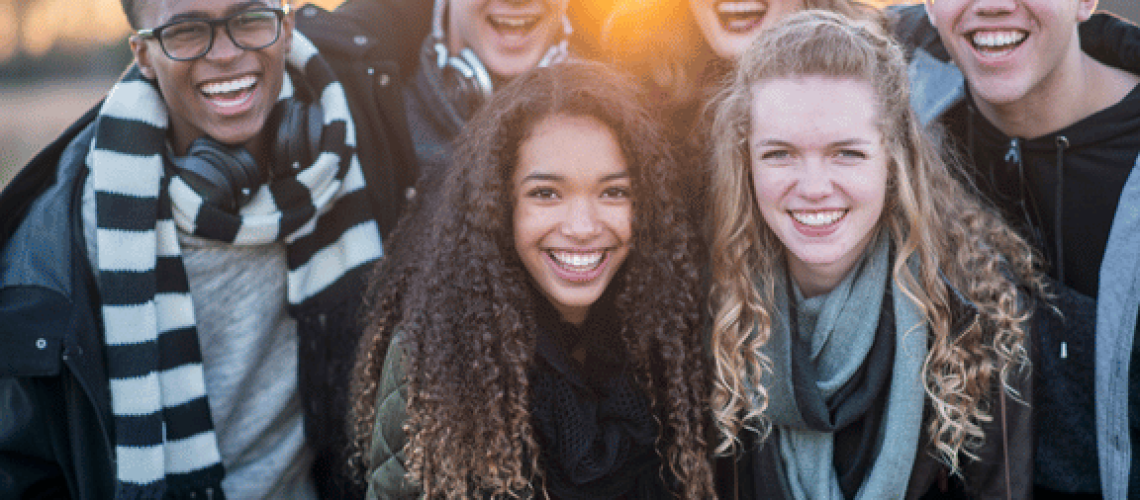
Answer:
[{"left": 706, "top": 10, "right": 1043, "bottom": 475}]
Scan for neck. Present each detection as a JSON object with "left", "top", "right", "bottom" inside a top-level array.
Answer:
[
  {"left": 974, "top": 51, "right": 1140, "bottom": 139},
  {"left": 171, "top": 129, "right": 268, "bottom": 165},
  {"left": 789, "top": 263, "right": 844, "bottom": 299}
]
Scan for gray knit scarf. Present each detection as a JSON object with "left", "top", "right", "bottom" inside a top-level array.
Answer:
[
  {"left": 758, "top": 234, "right": 927, "bottom": 499},
  {"left": 89, "top": 34, "right": 383, "bottom": 499}
]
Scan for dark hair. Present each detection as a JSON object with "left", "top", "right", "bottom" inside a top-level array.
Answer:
[
  {"left": 120, "top": 0, "right": 140, "bottom": 29},
  {"left": 349, "top": 60, "right": 714, "bottom": 498},
  {"left": 121, "top": 0, "right": 283, "bottom": 30}
]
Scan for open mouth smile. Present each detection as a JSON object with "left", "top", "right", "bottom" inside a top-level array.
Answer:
[
  {"left": 488, "top": 13, "right": 542, "bottom": 37},
  {"left": 546, "top": 249, "right": 610, "bottom": 282},
  {"left": 969, "top": 30, "right": 1028, "bottom": 58},
  {"left": 716, "top": 1, "right": 767, "bottom": 33},
  {"left": 790, "top": 209, "right": 847, "bottom": 227},
  {"left": 199, "top": 74, "right": 258, "bottom": 109}
]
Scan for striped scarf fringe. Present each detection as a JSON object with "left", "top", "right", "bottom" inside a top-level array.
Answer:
[{"left": 90, "top": 33, "right": 383, "bottom": 499}]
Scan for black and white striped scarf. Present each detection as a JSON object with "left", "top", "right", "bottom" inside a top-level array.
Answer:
[{"left": 88, "top": 33, "right": 383, "bottom": 499}]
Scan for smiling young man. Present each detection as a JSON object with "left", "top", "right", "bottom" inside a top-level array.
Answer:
[
  {"left": 893, "top": 1, "right": 1140, "bottom": 498},
  {"left": 399, "top": 0, "right": 572, "bottom": 189},
  {"left": 0, "top": 0, "right": 398, "bottom": 498}
]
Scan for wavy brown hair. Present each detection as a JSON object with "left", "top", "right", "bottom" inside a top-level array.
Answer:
[
  {"left": 349, "top": 60, "right": 714, "bottom": 498},
  {"left": 706, "top": 10, "right": 1043, "bottom": 474}
]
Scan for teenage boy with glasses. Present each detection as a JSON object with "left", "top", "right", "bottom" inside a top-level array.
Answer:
[
  {"left": 894, "top": 0, "right": 1140, "bottom": 498},
  {"left": 0, "top": 0, "right": 410, "bottom": 498}
]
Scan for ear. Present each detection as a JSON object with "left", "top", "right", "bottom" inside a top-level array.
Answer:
[
  {"left": 279, "top": 7, "right": 295, "bottom": 54},
  {"left": 130, "top": 36, "right": 157, "bottom": 80},
  {"left": 923, "top": 0, "right": 938, "bottom": 26},
  {"left": 1076, "top": 0, "right": 1097, "bottom": 22}
]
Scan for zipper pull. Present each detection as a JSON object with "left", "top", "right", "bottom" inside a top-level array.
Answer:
[
  {"left": 1060, "top": 341, "right": 1068, "bottom": 359},
  {"left": 1004, "top": 138, "right": 1021, "bottom": 164}
]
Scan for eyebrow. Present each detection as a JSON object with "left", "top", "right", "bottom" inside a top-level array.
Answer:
[
  {"left": 752, "top": 138, "right": 876, "bottom": 148},
  {"left": 518, "top": 171, "right": 630, "bottom": 183},
  {"left": 164, "top": 1, "right": 270, "bottom": 23}
]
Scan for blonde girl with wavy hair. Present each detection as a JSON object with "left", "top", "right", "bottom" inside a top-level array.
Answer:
[{"left": 707, "top": 10, "right": 1043, "bottom": 500}]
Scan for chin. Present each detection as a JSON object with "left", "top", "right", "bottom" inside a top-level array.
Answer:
[{"left": 485, "top": 54, "right": 546, "bottom": 80}]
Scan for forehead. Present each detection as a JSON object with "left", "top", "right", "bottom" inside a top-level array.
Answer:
[
  {"left": 515, "top": 114, "right": 627, "bottom": 179},
  {"left": 137, "top": 0, "right": 276, "bottom": 26},
  {"left": 748, "top": 76, "right": 881, "bottom": 137}
]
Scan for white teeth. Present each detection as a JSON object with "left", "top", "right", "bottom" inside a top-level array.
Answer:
[
  {"left": 717, "top": 1, "right": 766, "bottom": 15},
  {"left": 971, "top": 30, "right": 1026, "bottom": 49},
  {"left": 490, "top": 15, "right": 539, "bottom": 29},
  {"left": 791, "top": 210, "right": 846, "bottom": 227},
  {"left": 200, "top": 75, "right": 257, "bottom": 96},
  {"left": 550, "top": 250, "right": 604, "bottom": 269}
]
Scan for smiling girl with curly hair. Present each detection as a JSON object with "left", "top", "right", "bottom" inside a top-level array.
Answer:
[
  {"left": 348, "top": 60, "right": 715, "bottom": 499},
  {"left": 707, "top": 10, "right": 1044, "bottom": 499}
]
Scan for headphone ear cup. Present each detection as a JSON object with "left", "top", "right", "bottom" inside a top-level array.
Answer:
[
  {"left": 175, "top": 137, "right": 262, "bottom": 213},
  {"left": 271, "top": 99, "right": 324, "bottom": 177},
  {"left": 440, "top": 48, "right": 493, "bottom": 122}
]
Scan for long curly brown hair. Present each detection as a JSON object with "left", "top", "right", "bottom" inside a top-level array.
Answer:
[
  {"left": 349, "top": 60, "right": 714, "bottom": 498},
  {"left": 706, "top": 10, "right": 1044, "bottom": 474}
]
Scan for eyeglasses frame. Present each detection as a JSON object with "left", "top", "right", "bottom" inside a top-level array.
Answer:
[{"left": 133, "top": 4, "right": 292, "bottom": 62}]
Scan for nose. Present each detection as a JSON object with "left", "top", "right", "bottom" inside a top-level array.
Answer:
[
  {"left": 204, "top": 25, "right": 243, "bottom": 62},
  {"left": 794, "top": 158, "right": 835, "bottom": 200},
  {"left": 972, "top": 0, "right": 1018, "bottom": 17},
  {"left": 560, "top": 197, "right": 602, "bottom": 240}
]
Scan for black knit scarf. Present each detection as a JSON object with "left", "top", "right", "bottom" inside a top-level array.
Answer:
[{"left": 528, "top": 297, "right": 668, "bottom": 499}]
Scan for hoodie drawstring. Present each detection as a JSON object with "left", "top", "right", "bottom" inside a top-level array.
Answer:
[
  {"left": 1054, "top": 135, "right": 1069, "bottom": 360},
  {"left": 1053, "top": 135, "right": 1069, "bottom": 286}
]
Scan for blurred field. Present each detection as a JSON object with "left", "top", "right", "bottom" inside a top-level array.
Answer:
[{"left": 0, "top": 76, "right": 116, "bottom": 189}]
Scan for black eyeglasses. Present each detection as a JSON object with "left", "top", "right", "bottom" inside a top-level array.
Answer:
[{"left": 134, "top": 5, "right": 290, "bottom": 61}]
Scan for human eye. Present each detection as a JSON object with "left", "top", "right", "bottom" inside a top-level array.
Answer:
[
  {"left": 526, "top": 186, "right": 559, "bottom": 200},
  {"left": 232, "top": 9, "right": 277, "bottom": 29},
  {"left": 163, "top": 21, "right": 209, "bottom": 42},
  {"left": 754, "top": 148, "right": 793, "bottom": 165},
  {"left": 601, "top": 185, "right": 631, "bottom": 199},
  {"left": 834, "top": 148, "right": 871, "bottom": 165}
]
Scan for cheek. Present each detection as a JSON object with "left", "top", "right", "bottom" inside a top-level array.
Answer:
[
  {"left": 513, "top": 204, "right": 534, "bottom": 250},
  {"left": 751, "top": 169, "right": 783, "bottom": 214},
  {"left": 610, "top": 205, "right": 633, "bottom": 242}
]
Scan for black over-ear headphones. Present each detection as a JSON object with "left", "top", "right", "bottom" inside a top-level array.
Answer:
[
  {"left": 172, "top": 98, "right": 323, "bottom": 213},
  {"left": 428, "top": 0, "right": 571, "bottom": 121}
]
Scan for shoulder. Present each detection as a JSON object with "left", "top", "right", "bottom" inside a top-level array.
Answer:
[
  {"left": 888, "top": 4, "right": 949, "bottom": 62},
  {"left": 0, "top": 104, "right": 99, "bottom": 249},
  {"left": 294, "top": 0, "right": 432, "bottom": 79},
  {"left": 367, "top": 331, "right": 419, "bottom": 498},
  {"left": 1081, "top": 12, "right": 1140, "bottom": 74}
]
